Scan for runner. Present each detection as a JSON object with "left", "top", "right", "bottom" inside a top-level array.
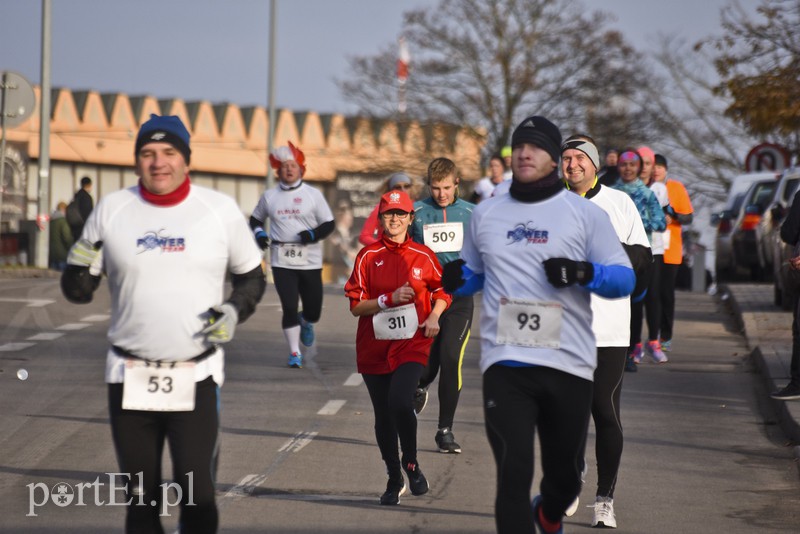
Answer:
[
  {"left": 61, "top": 114, "right": 266, "bottom": 533},
  {"left": 359, "top": 172, "right": 417, "bottom": 246},
  {"left": 250, "top": 142, "right": 335, "bottom": 368},
  {"left": 344, "top": 189, "right": 451, "bottom": 505},
  {"left": 443, "top": 116, "right": 634, "bottom": 534},
  {"left": 409, "top": 157, "right": 475, "bottom": 453},
  {"left": 561, "top": 134, "right": 651, "bottom": 529},
  {"left": 612, "top": 149, "right": 667, "bottom": 372}
]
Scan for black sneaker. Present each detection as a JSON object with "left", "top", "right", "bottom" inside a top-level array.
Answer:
[
  {"left": 413, "top": 388, "right": 428, "bottom": 415},
  {"left": 435, "top": 427, "right": 462, "bottom": 454},
  {"left": 771, "top": 383, "right": 800, "bottom": 400},
  {"left": 624, "top": 355, "right": 637, "bottom": 373},
  {"left": 379, "top": 478, "right": 407, "bottom": 505},
  {"left": 403, "top": 461, "right": 429, "bottom": 495}
]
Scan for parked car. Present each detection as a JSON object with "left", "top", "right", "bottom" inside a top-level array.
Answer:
[
  {"left": 768, "top": 167, "right": 800, "bottom": 308},
  {"left": 730, "top": 179, "right": 778, "bottom": 280},
  {"left": 760, "top": 167, "right": 800, "bottom": 276},
  {"left": 714, "top": 171, "right": 780, "bottom": 281}
]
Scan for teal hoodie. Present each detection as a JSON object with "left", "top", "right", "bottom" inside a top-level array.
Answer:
[{"left": 410, "top": 196, "right": 475, "bottom": 265}]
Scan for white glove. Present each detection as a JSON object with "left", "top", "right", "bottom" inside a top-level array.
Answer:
[
  {"left": 67, "top": 239, "right": 103, "bottom": 276},
  {"left": 201, "top": 303, "right": 239, "bottom": 343}
]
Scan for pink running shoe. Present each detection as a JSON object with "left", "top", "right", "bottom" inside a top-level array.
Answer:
[{"left": 646, "top": 340, "right": 668, "bottom": 363}]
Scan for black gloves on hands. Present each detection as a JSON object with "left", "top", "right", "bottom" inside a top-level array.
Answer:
[
  {"left": 442, "top": 259, "right": 466, "bottom": 293},
  {"left": 298, "top": 229, "right": 314, "bottom": 244},
  {"left": 664, "top": 204, "right": 676, "bottom": 218},
  {"left": 543, "top": 258, "right": 593, "bottom": 288},
  {"left": 254, "top": 230, "right": 269, "bottom": 250}
]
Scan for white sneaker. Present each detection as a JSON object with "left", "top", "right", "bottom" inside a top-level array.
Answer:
[
  {"left": 591, "top": 497, "right": 616, "bottom": 528},
  {"left": 565, "top": 458, "right": 587, "bottom": 517}
]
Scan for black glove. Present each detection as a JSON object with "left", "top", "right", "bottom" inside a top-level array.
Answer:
[
  {"left": 442, "top": 259, "right": 466, "bottom": 293},
  {"left": 663, "top": 204, "right": 676, "bottom": 218},
  {"left": 254, "top": 230, "right": 269, "bottom": 250},
  {"left": 298, "top": 229, "right": 315, "bottom": 244},
  {"left": 542, "top": 258, "right": 594, "bottom": 288}
]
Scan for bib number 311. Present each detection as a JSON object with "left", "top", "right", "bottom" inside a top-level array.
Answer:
[{"left": 373, "top": 303, "right": 418, "bottom": 340}]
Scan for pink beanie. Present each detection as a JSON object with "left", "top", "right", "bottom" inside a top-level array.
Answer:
[{"left": 637, "top": 146, "right": 655, "bottom": 164}]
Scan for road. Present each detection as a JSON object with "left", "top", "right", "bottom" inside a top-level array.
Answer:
[{"left": 0, "top": 276, "right": 798, "bottom": 533}]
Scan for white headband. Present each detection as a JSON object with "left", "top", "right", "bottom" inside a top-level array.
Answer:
[{"left": 561, "top": 139, "right": 600, "bottom": 172}]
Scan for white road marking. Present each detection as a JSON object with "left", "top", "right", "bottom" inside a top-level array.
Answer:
[
  {"left": 317, "top": 399, "right": 346, "bottom": 415},
  {"left": 278, "top": 431, "right": 318, "bottom": 453},
  {"left": 0, "top": 297, "right": 55, "bottom": 307},
  {"left": 56, "top": 323, "right": 91, "bottom": 331},
  {"left": 225, "top": 473, "right": 268, "bottom": 497},
  {"left": 343, "top": 373, "right": 362, "bottom": 386},
  {"left": 27, "top": 332, "right": 64, "bottom": 341},
  {"left": 80, "top": 314, "right": 110, "bottom": 322},
  {"left": 0, "top": 342, "right": 35, "bottom": 351}
]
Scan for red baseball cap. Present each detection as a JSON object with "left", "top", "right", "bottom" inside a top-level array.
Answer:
[{"left": 378, "top": 190, "right": 414, "bottom": 214}]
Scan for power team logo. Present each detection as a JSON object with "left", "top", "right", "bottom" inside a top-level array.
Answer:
[
  {"left": 136, "top": 230, "right": 186, "bottom": 254},
  {"left": 506, "top": 222, "right": 549, "bottom": 245}
]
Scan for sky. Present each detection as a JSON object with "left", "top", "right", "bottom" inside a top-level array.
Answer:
[{"left": 0, "top": 0, "right": 758, "bottom": 116}]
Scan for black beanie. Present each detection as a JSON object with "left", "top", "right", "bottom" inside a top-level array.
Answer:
[
  {"left": 135, "top": 114, "right": 192, "bottom": 164},
  {"left": 510, "top": 116, "right": 562, "bottom": 164},
  {"left": 654, "top": 154, "right": 668, "bottom": 168}
]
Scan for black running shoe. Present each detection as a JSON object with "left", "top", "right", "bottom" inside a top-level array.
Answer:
[
  {"left": 403, "top": 461, "right": 429, "bottom": 496},
  {"left": 771, "top": 383, "right": 800, "bottom": 400},
  {"left": 435, "top": 427, "right": 462, "bottom": 454},
  {"left": 413, "top": 388, "right": 428, "bottom": 415},
  {"left": 379, "top": 478, "right": 407, "bottom": 505}
]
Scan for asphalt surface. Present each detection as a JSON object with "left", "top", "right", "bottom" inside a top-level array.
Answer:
[{"left": 0, "top": 273, "right": 798, "bottom": 533}]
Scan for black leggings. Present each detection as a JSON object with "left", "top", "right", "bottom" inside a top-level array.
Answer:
[
  {"left": 631, "top": 254, "right": 663, "bottom": 347},
  {"left": 362, "top": 363, "right": 424, "bottom": 474},
  {"left": 419, "top": 295, "right": 473, "bottom": 429},
  {"left": 591, "top": 346, "right": 627, "bottom": 498},
  {"left": 108, "top": 377, "right": 219, "bottom": 534},
  {"left": 659, "top": 262, "right": 679, "bottom": 341},
  {"left": 272, "top": 267, "right": 323, "bottom": 328},
  {"left": 483, "top": 364, "right": 592, "bottom": 533}
]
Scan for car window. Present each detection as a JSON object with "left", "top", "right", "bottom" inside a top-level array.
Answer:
[
  {"left": 784, "top": 178, "right": 800, "bottom": 202},
  {"left": 751, "top": 182, "right": 777, "bottom": 209}
]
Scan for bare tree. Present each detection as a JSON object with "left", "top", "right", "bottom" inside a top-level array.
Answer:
[
  {"left": 643, "top": 36, "right": 757, "bottom": 208},
  {"left": 338, "top": 0, "right": 647, "bottom": 158}
]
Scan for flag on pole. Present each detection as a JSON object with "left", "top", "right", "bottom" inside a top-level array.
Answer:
[
  {"left": 397, "top": 36, "right": 410, "bottom": 113},
  {"left": 397, "top": 36, "right": 410, "bottom": 83}
]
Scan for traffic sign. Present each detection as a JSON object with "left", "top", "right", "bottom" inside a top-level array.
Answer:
[{"left": 745, "top": 143, "right": 791, "bottom": 172}]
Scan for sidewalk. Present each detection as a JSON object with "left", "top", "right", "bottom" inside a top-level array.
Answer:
[{"left": 725, "top": 283, "right": 800, "bottom": 444}]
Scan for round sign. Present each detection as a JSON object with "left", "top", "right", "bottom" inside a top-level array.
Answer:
[
  {"left": 745, "top": 143, "right": 790, "bottom": 172},
  {"left": 1, "top": 71, "right": 36, "bottom": 128}
]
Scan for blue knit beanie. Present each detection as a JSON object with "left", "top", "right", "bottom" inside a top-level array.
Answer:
[{"left": 135, "top": 114, "right": 191, "bottom": 163}]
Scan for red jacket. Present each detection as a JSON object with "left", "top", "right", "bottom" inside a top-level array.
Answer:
[{"left": 344, "top": 234, "right": 451, "bottom": 374}]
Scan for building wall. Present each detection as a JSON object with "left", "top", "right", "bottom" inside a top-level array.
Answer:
[{"left": 4, "top": 86, "right": 486, "bottom": 272}]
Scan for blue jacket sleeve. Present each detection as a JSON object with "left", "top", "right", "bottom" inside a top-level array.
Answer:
[
  {"left": 649, "top": 194, "right": 667, "bottom": 232},
  {"left": 453, "top": 263, "right": 485, "bottom": 296},
  {"left": 583, "top": 263, "right": 635, "bottom": 299}
]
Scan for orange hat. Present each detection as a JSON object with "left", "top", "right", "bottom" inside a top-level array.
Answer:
[
  {"left": 378, "top": 190, "right": 414, "bottom": 214},
  {"left": 269, "top": 141, "right": 306, "bottom": 176}
]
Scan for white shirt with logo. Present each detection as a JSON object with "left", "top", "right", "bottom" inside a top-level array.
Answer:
[
  {"left": 459, "top": 189, "right": 632, "bottom": 381},
  {"left": 252, "top": 182, "right": 334, "bottom": 270},
  {"left": 80, "top": 185, "right": 263, "bottom": 386}
]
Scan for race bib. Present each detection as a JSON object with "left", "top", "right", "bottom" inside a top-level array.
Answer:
[
  {"left": 496, "top": 298, "right": 562, "bottom": 349},
  {"left": 662, "top": 229, "right": 671, "bottom": 250},
  {"left": 122, "top": 360, "right": 196, "bottom": 412},
  {"left": 276, "top": 243, "right": 309, "bottom": 267},
  {"left": 373, "top": 303, "right": 418, "bottom": 340},
  {"left": 423, "top": 222, "right": 464, "bottom": 253}
]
